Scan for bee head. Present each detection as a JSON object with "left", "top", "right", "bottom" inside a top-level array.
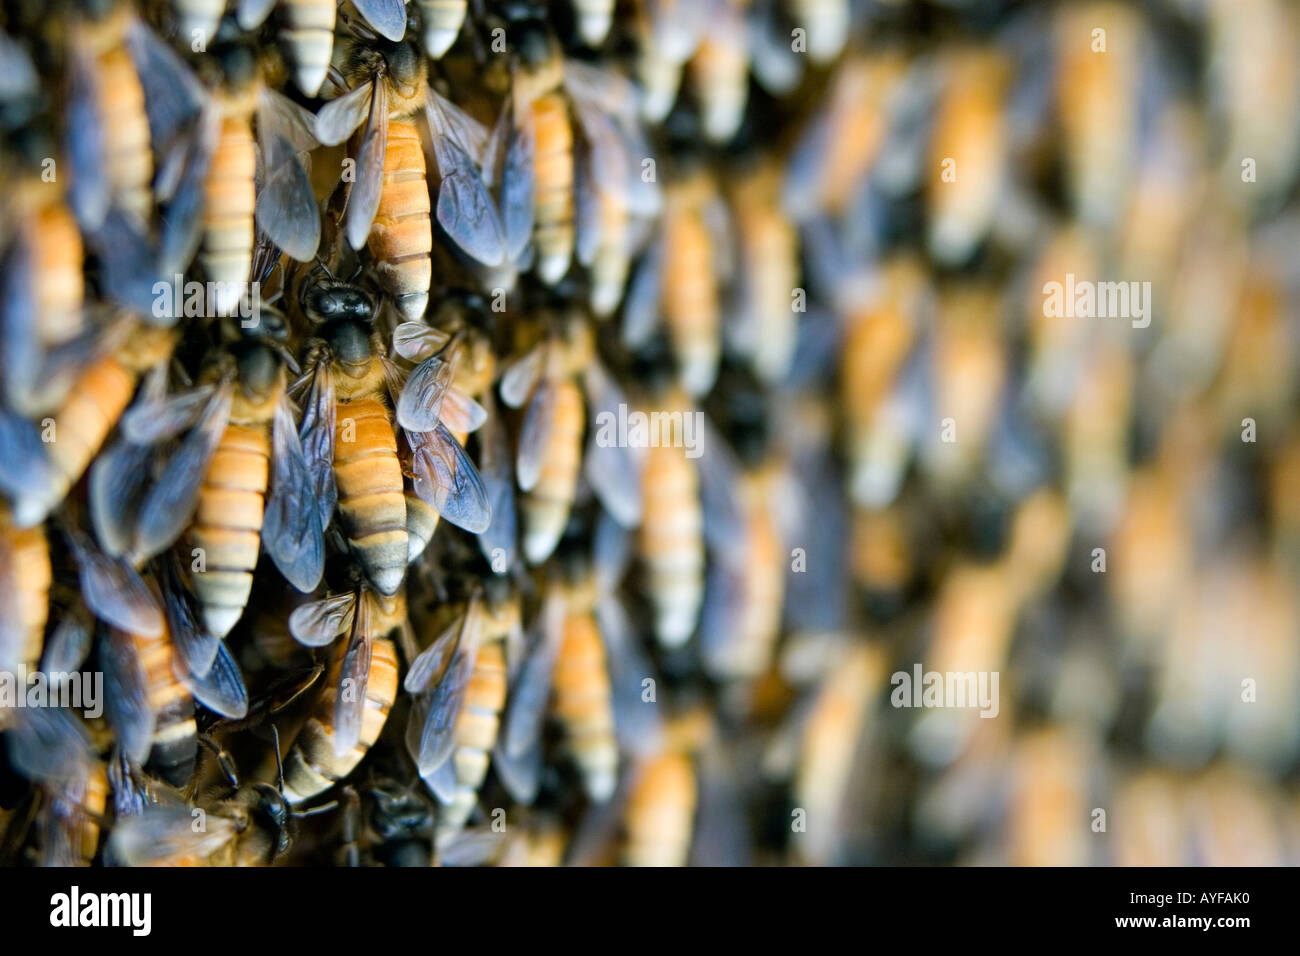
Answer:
[
  {"left": 249, "top": 783, "right": 292, "bottom": 857},
  {"left": 302, "top": 278, "right": 377, "bottom": 327},
  {"left": 510, "top": 17, "right": 556, "bottom": 71}
]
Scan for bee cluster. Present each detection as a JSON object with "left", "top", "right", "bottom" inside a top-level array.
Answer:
[{"left": 0, "top": 0, "right": 1298, "bottom": 868}]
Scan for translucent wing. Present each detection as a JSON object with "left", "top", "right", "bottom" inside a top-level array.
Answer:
[
  {"left": 352, "top": 0, "right": 408, "bottom": 41},
  {"left": 256, "top": 89, "right": 321, "bottom": 262},
  {"left": 418, "top": 746, "right": 459, "bottom": 804},
  {"left": 133, "top": 384, "right": 233, "bottom": 561},
  {"left": 4, "top": 707, "right": 93, "bottom": 787},
  {"left": 76, "top": 541, "right": 165, "bottom": 638},
  {"left": 409, "top": 423, "right": 492, "bottom": 534},
  {"left": 583, "top": 362, "right": 643, "bottom": 526},
  {"left": 99, "top": 630, "right": 156, "bottom": 765},
  {"left": 474, "top": 392, "right": 517, "bottom": 572},
  {"left": 0, "top": 29, "right": 37, "bottom": 100},
  {"left": 696, "top": 415, "right": 748, "bottom": 563},
  {"left": 501, "top": 589, "right": 565, "bottom": 759},
  {"left": 498, "top": 342, "right": 545, "bottom": 408},
  {"left": 391, "top": 321, "right": 451, "bottom": 362},
  {"left": 121, "top": 384, "right": 218, "bottom": 444},
  {"left": 314, "top": 80, "right": 374, "bottom": 146},
  {"left": 40, "top": 608, "right": 94, "bottom": 675},
  {"left": 427, "top": 88, "right": 490, "bottom": 164},
  {"left": 333, "top": 597, "right": 373, "bottom": 757},
  {"left": 107, "top": 804, "right": 237, "bottom": 866},
  {"left": 500, "top": 108, "right": 536, "bottom": 262},
  {"left": 297, "top": 360, "right": 337, "bottom": 532},
  {"left": 157, "top": 101, "right": 221, "bottom": 278},
  {"left": 264, "top": 395, "right": 326, "bottom": 592},
  {"left": 346, "top": 81, "right": 388, "bottom": 250},
  {"left": 598, "top": 594, "right": 664, "bottom": 758},
  {"left": 439, "top": 387, "right": 487, "bottom": 434},
  {"left": 125, "top": 16, "right": 208, "bottom": 151},
  {"left": 426, "top": 95, "right": 506, "bottom": 266},
  {"left": 161, "top": 555, "right": 219, "bottom": 678},
  {"left": 491, "top": 732, "right": 543, "bottom": 805},
  {"left": 65, "top": 47, "right": 108, "bottom": 230},
  {"left": 515, "top": 378, "right": 557, "bottom": 492},
  {"left": 288, "top": 592, "right": 356, "bottom": 647},
  {"left": 90, "top": 438, "right": 155, "bottom": 557},
  {"left": 396, "top": 353, "right": 454, "bottom": 432},
  {"left": 414, "top": 609, "right": 481, "bottom": 774},
  {"left": 86, "top": 209, "right": 164, "bottom": 318},
  {"left": 0, "top": 410, "right": 54, "bottom": 518},
  {"left": 620, "top": 235, "right": 664, "bottom": 348},
  {"left": 183, "top": 639, "right": 249, "bottom": 719},
  {"left": 404, "top": 610, "right": 465, "bottom": 694}
]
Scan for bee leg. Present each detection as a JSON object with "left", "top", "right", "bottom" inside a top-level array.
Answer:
[{"left": 198, "top": 733, "right": 241, "bottom": 792}]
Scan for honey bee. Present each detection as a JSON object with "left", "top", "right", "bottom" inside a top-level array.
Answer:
[
  {"left": 283, "top": 582, "right": 406, "bottom": 804},
  {"left": 688, "top": 0, "right": 750, "bottom": 143},
  {"left": 404, "top": 585, "right": 523, "bottom": 839},
  {"left": 2, "top": 320, "right": 177, "bottom": 529},
  {"left": 0, "top": 508, "right": 51, "bottom": 675},
  {"left": 632, "top": 0, "right": 706, "bottom": 123},
  {"left": 315, "top": 29, "right": 505, "bottom": 319},
  {"left": 155, "top": 41, "right": 321, "bottom": 314},
  {"left": 498, "top": 557, "right": 662, "bottom": 805},
  {"left": 621, "top": 710, "right": 713, "bottom": 867}
]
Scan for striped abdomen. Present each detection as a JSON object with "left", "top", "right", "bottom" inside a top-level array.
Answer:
[
  {"left": 32, "top": 202, "right": 85, "bottom": 348},
  {"left": 531, "top": 92, "right": 575, "bottom": 284},
  {"left": 279, "top": 0, "right": 335, "bottom": 96},
  {"left": 624, "top": 752, "right": 697, "bottom": 867},
  {"left": 369, "top": 119, "right": 432, "bottom": 321},
  {"left": 126, "top": 623, "right": 196, "bottom": 788},
  {"left": 662, "top": 204, "right": 719, "bottom": 396},
  {"left": 334, "top": 397, "right": 407, "bottom": 595},
  {"left": 590, "top": 190, "right": 630, "bottom": 318},
  {"left": 553, "top": 612, "right": 617, "bottom": 801},
  {"left": 201, "top": 115, "right": 255, "bottom": 316},
  {"left": 439, "top": 639, "right": 508, "bottom": 833},
  {"left": 417, "top": 0, "right": 468, "bottom": 57},
  {"left": 96, "top": 46, "right": 153, "bottom": 224},
  {"left": 33, "top": 355, "right": 137, "bottom": 523},
  {"left": 0, "top": 518, "right": 50, "bottom": 673},
  {"left": 521, "top": 380, "right": 584, "bottom": 564},
  {"left": 639, "top": 443, "right": 704, "bottom": 647},
  {"left": 282, "top": 637, "right": 399, "bottom": 804},
  {"left": 174, "top": 0, "right": 223, "bottom": 49},
  {"left": 188, "top": 422, "right": 270, "bottom": 638}
]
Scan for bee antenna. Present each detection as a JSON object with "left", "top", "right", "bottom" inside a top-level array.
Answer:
[{"left": 271, "top": 723, "right": 285, "bottom": 795}]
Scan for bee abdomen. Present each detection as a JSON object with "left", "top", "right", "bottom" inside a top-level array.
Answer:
[
  {"left": 417, "top": 0, "right": 468, "bottom": 58},
  {"left": 0, "top": 519, "right": 51, "bottom": 672},
  {"left": 554, "top": 614, "right": 617, "bottom": 801},
  {"left": 175, "top": 0, "right": 224, "bottom": 50},
  {"left": 531, "top": 93, "right": 575, "bottom": 284},
  {"left": 201, "top": 117, "right": 256, "bottom": 316},
  {"left": 370, "top": 120, "right": 432, "bottom": 321},
  {"left": 33, "top": 356, "right": 136, "bottom": 522},
  {"left": 624, "top": 753, "right": 697, "bottom": 867},
  {"left": 441, "top": 641, "right": 507, "bottom": 831},
  {"left": 522, "top": 381, "right": 584, "bottom": 564},
  {"left": 128, "top": 626, "right": 197, "bottom": 788},
  {"left": 32, "top": 202, "right": 85, "bottom": 347},
  {"left": 283, "top": 638, "right": 399, "bottom": 804},
  {"left": 189, "top": 424, "right": 270, "bottom": 637},
  {"left": 640, "top": 444, "right": 704, "bottom": 647},
  {"left": 97, "top": 47, "right": 153, "bottom": 224},
  {"left": 334, "top": 399, "right": 407, "bottom": 594},
  {"left": 279, "top": 0, "right": 336, "bottom": 96},
  {"left": 663, "top": 208, "right": 719, "bottom": 396}
]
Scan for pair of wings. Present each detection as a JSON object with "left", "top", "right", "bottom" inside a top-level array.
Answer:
[
  {"left": 235, "top": 0, "right": 407, "bottom": 40},
  {"left": 89, "top": 372, "right": 325, "bottom": 592},
  {"left": 288, "top": 587, "right": 376, "bottom": 759},
  {"left": 499, "top": 342, "right": 644, "bottom": 528},
  {"left": 315, "top": 77, "right": 520, "bottom": 268}
]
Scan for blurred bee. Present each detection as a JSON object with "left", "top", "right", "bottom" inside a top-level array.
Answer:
[
  {"left": 727, "top": 161, "right": 799, "bottom": 384},
  {"left": 625, "top": 171, "right": 727, "bottom": 397},
  {"left": 314, "top": 27, "right": 506, "bottom": 319},
  {"left": 688, "top": 0, "right": 750, "bottom": 143},
  {"left": 498, "top": 550, "right": 663, "bottom": 804},
  {"left": 2, "top": 321, "right": 177, "bottom": 528},
  {"left": 106, "top": 781, "right": 293, "bottom": 866},
  {"left": 1002, "top": 726, "right": 1098, "bottom": 866},
  {"left": 632, "top": 0, "right": 706, "bottom": 123},
  {"left": 621, "top": 709, "right": 713, "bottom": 867},
  {"left": 156, "top": 41, "right": 321, "bottom": 315},
  {"left": 405, "top": 584, "right": 522, "bottom": 839},
  {"left": 791, "top": 0, "right": 850, "bottom": 65},
  {"left": 236, "top": 0, "right": 334, "bottom": 97},
  {"left": 925, "top": 48, "right": 1010, "bottom": 265},
  {"left": 283, "top": 581, "right": 406, "bottom": 804},
  {"left": 0, "top": 508, "right": 51, "bottom": 675}
]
